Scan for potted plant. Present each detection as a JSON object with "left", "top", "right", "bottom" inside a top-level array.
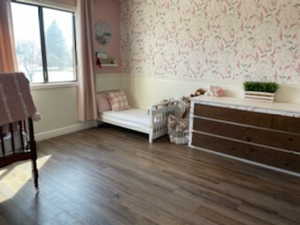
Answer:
[{"left": 243, "top": 82, "right": 279, "bottom": 102}]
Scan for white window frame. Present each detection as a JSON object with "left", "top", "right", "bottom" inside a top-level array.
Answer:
[{"left": 12, "top": 0, "right": 78, "bottom": 87}]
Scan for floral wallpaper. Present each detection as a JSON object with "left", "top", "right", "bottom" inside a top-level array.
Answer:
[{"left": 120, "top": 0, "right": 300, "bottom": 83}]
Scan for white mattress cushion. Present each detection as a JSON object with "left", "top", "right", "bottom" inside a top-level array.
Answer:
[{"left": 101, "top": 109, "right": 151, "bottom": 127}]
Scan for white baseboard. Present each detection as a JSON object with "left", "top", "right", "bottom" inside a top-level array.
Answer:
[{"left": 35, "top": 121, "right": 97, "bottom": 142}]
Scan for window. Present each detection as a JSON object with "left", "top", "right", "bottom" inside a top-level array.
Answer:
[{"left": 11, "top": 1, "right": 77, "bottom": 83}]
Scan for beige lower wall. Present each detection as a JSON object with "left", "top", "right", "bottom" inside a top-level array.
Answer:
[
  {"left": 31, "top": 72, "right": 300, "bottom": 139},
  {"left": 96, "top": 72, "right": 129, "bottom": 92},
  {"left": 31, "top": 73, "right": 126, "bottom": 139},
  {"left": 125, "top": 75, "right": 300, "bottom": 109},
  {"left": 32, "top": 86, "right": 80, "bottom": 134}
]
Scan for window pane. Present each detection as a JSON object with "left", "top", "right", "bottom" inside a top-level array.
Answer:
[
  {"left": 12, "top": 3, "right": 44, "bottom": 83},
  {"left": 43, "top": 8, "right": 76, "bottom": 82}
]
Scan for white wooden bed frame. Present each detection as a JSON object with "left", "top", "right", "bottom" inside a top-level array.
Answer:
[{"left": 99, "top": 104, "right": 177, "bottom": 143}]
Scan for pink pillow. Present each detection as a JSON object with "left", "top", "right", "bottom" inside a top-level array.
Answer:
[
  {"left": 96, "top": 93, "right": 111, "bottom": 113},
  {"left": 108, "top": 91, "right": 130, "bottom": 111}
]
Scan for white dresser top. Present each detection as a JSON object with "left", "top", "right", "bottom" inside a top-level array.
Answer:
[{"left": 191, "top": 96, "right": 300, "bottom": 118}]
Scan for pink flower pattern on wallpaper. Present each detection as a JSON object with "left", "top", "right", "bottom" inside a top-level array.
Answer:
[{"left": 120, "top": 0, "right": 300, "bottom": 83}]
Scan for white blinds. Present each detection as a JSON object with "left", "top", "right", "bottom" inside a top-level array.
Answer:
[{"left": 16, "top": 0, "right": 77, "bottom": 11}]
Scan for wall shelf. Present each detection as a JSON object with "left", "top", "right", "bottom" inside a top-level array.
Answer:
[{"left": 102, "top": 64, "right": 118, "bottom": 67}]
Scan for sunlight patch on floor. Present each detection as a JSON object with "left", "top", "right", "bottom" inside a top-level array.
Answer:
[
  {"left": 0, "top": 155, "right": 52, "bottom": 203},
  {"left": 0, "top": 168, "right": 8, "bottom": 177}
]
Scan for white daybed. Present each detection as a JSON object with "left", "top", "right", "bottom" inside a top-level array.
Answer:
[{"left": 99, "top": 104, "right": 177, "bottom": 143}]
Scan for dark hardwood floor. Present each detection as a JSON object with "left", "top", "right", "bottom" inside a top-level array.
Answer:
[{"left": 0, "top": 125, "right": 300, "bottom": 225}]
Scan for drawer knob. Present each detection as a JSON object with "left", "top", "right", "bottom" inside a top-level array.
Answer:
[{"left": 246, "top": 137, "right": 252, "bottom": 142}]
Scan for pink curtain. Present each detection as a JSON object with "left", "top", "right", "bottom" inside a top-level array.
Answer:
[
  {"left": 0, "top": 0, "right": 17, "bottom": 72},
  {"left": 76, "top": 0, "right": 98, "bottom": 121}
]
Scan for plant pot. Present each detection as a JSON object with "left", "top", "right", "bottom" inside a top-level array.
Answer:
[{"left": 244, "top": 91, "right": 275, "bottom": 102}]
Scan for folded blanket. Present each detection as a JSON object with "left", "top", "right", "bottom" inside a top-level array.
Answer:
[{"left": 0, "top": 73, "right": 37, "bottom": 126}]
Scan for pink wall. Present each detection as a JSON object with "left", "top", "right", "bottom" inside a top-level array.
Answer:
[{"left": 94, "top": 0, "right": 121, "bottom": 73}]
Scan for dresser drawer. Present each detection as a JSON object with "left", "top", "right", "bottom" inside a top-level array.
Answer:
[
  {"left": 193, "top": 118, "right": 300, "bottom": 153},
  {"left": 194, "top": 104, "right": 273, "bottom": 129},
  {"left": 191, "top": 132, "right": 300, "bottom": 173},
  {"left": 271, "top": 115, "right": 300, "bottom": 134}
]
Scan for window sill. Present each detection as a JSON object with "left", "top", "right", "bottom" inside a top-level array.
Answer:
[{"left": 31, "top": 82, "right": 78, "bottom": 90}]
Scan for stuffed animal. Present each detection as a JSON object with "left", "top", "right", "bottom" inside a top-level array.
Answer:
[
  {"left": 190, "top": 88, "right": 206, "bottom": 97},
  {"left": 205, "top": 85, "right": 225, "bottom": 97},
  {"left": 167, "top": 98, "right": 191, "bottom": 145}
]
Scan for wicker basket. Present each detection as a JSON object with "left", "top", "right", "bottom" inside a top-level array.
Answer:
[
  {"left": 169, "top": 135, "right": 189, "bottom": 145},
  {"left": 244, "top": 91, "right": 275, "bottom": 102}
]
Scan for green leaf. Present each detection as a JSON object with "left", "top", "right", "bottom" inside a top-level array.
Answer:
[{"left": 243, "top": 82, "right": 279, "bottom": 93}]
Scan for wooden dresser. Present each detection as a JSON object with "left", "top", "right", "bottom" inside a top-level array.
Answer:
[{"left": 189, "top": 96, "right": 300, "bottom": 175}]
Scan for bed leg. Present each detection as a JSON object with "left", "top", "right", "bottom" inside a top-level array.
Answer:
[
  {"left": 149, "top": 133, "right": 153, "bottom": 144},
  {"left": 31, "top": 140, "right": 39, "bottom": 190},
  {"left": 32, "top": 158, "right": 39, "bottom": 190},
  {"left": 29, "top": 118, "right": 39, "bottom": 190}
]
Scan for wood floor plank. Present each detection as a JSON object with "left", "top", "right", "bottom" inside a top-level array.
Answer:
[{"left": 0, "top": 125, "right": 299, "bottom": 225}]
